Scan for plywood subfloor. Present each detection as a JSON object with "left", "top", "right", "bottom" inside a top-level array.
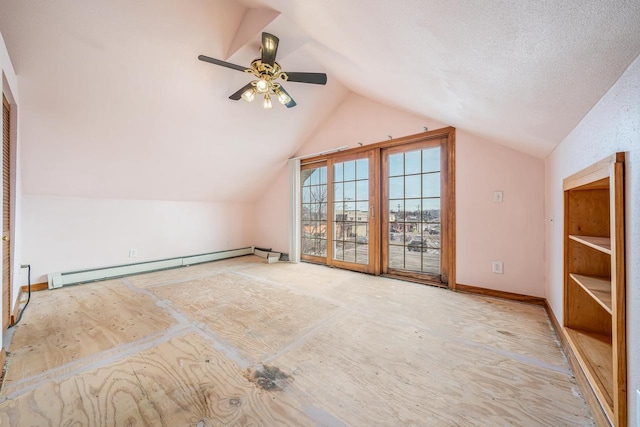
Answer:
[{"left": 0, "top": 255, "right": 594, "bottom": 426}]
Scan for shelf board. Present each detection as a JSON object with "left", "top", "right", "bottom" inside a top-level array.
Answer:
[
  {"left": 569, "top": 274, "right": 612, "bottom": 314},
  {"left": 568, "top": 235, "right": 611, "bottom": 255},
  {"left": 564, "top": 328, "right": 614, "bottom": 422}
]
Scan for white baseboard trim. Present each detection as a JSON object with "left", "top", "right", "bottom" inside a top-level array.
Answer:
[{"left": 47, "top": 247, "right": 254, "bottom": 289}]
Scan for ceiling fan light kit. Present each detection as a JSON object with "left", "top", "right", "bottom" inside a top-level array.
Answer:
[
  {"left": 263, "top": 93, "right": 273, "bottom": 109},
  {"left": 199, "top": 32, "right": 327, "bottom": 109}
]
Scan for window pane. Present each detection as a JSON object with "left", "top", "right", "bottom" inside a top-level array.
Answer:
[
  {"left": 405, "top": 175, "right": 421, "bottom": 198},
  {"left": 344, "top": 222, "right": 356, "bottom": 240},
  {"left": 355, "top": 223, "right": 368, "bottom": 239},
  {"left": 343, "top": 181, "right": 356, "bottom": 201},
  {"left": 318, "top": 221, "right": 327, "bottom": 238},
  {"left": 405, "top": 244, "right": 421, "bottom": 271},
  {"left": 389, "top": 177, "right": 403, "bottom": 199},
  {"left": 406, "top": 199, "right": 420, "bottom": 222},
  {"left": 310, "top": 169, "right": 319, "bottom": 185},
  {"left": 310, "top": 185, "right": 326, "bottom": 204},
  {"left": 334, "top": 202, "right": 344, "bottom": 221},
  {"left": 390, "top": 199, "right": 404, "bottom": 219},
  {"left": 334, "top": 163, "right": 343, "bottom": 182},
  {"left": 422, "top": 147, "right": 440, "bottom": 173},
  {"left": 333, "top": 182, "right": 344, "bottom": 202},
  {"left": 405, "top": 150, "right": 421, "bottom": 175},
  {"left": 344, "top": 161, "right": 355, "bottom": 181},
  {"left": 422, "top": 249, "right": 440, "bottom": 275},
  {"left": 422, "top": 173, "right": 440, "bottom": 197},
  {"left": 422, "top": 198, "right": 440, "bottom": 223},
  {"left": 356, "top": 180, "right": 368, "bottom": 201},
  {"left": 356, "top": 201, "right": 369, "bottom": 221},
  {"left": 355, "top": 243, "right": 368, "bottom": 264},
  {"left": 389, "top": 244, "right": 404, "bottom": 269},
  {"left": 319, "top": 167, "right": 327, "bottom": 184},
  {"left": 343, "top": 241, "right": 356, "bottom": 263},
  {"left": 334, "top": 241, "right": 344, "bottom": 260},
  {"left": 356, "top": 158, "right": 368, "bottom": 180},
  {"left": 301, "top": 169, "right": 314, "bottom": 186},
  {"left": 389, "top": 153, "right": 403, "bottom": 177}
]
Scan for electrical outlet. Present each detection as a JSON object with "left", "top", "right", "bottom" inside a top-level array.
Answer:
[
  {"left": 493, "top": 191, "right": 504, "bottom": 203},
  {"left": 492, "top": 260, "right": 503, "bottom": 274},
  {"left": 129, "top": 248, "right": 137, "bottom": 258}
]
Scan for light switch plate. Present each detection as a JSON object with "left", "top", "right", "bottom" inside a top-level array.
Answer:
[
  {"left": 493, "top": 191, "right": 503, "bottom": 203},
  {"left": 492, "top": 261, "right": 503, "bottom": 274}
]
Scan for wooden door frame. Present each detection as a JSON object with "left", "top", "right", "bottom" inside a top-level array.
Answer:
[{"left": 300, "top": 127, "right": 455, "bottom": 287}]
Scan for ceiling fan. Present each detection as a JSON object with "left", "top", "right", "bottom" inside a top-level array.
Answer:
[{"left": 198, "top": 32, "right": 327, "bottom": 109}]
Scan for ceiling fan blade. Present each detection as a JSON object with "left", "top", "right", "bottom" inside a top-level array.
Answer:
[
  {"left": 284, "top": 72, "right": 327, "bottom": 85},
  {"left": 261, "top": 33, "right": 279, "bottom": 67},
  {"left": 198, "top": 55, "right": 247, "bottom": 72},
  {"left": 229, "top": 82, "right": 255, "bottom": 100},
  {"left": 278, "top": 85, "right": 297, "bottom": 108}
]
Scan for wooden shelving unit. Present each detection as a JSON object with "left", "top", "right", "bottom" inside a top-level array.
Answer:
[{"left": 563, "top": 153, "right": 626, "bottom": 426}]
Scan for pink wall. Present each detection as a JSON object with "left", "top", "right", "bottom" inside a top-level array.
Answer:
[
  {"left": 457, "top": 131, "right": 545, "bottom": 296},
  {"left": 22, "top": 196, "right": 253, "bottom": 283},
  {"left": 545, "top": 55, "right": 640, "bottom": 425},
  {"left": 253, "top": 92, "right": 546, "bottom": 297}
]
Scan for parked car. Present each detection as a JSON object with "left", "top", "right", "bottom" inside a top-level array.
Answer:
[
  {"left": 407, "top": 238, "right": 425, "bottom": 252},
  {"left": 356, "top": 236, "right": 368, "bottom": 244}
]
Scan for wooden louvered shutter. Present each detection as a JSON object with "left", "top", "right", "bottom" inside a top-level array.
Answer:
[{"left": 2, "top": 94, "right": 11, "bottom": 331}]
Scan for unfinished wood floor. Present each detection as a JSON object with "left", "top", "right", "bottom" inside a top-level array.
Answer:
[{"left": 0, "top": 255, "right": 593, "bottom": 426}]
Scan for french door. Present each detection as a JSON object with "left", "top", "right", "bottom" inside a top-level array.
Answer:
[
  {"left": 327, "top": 151, "right": 378, "bottom": 274},
  {"left": 382, "top": 139, "right": 449, "bottom": 284},
  {"left": 300, "top": 128, "right": 454, "bottom": 287}
]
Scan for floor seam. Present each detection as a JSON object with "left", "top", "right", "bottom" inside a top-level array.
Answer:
[
  {"left": 0, "top": 323, "right": 194, "bottom": 402},
  {"left": 262, "top": 306, "right": 352, "bottom": 366}
]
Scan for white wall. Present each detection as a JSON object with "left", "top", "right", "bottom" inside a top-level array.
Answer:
[
  {"left": 254, "top": 92, "right": 546, "bottom": 297},
  {"left": 1, "top": 29, "right": 23, "bottom": 348},
  {"left": 545, "top": 55, "right": 640, "bottom": 425},
  {"left": 21, "top": 196, "right": 253, "bottom": 283}
]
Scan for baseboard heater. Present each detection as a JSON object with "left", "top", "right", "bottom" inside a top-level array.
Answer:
[{"left": 47, "top": 247, "right": 254, "bottom": 289}]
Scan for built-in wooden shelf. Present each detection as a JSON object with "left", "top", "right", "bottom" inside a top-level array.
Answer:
[
  {"left": 569, "top": 273, "right": 612, "bottom": 314},
  {"left": 563, "top": 153, "right": 625, "bottom": 426},
  {"left": 568, "top": 235, "right": 611, "bottom": 254},
  {"left": 564, "top": 328, "right": 614, "bottom": 417}
]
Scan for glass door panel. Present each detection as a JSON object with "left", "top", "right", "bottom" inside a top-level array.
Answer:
[
  {"left": 330, "top": 153, "right": 373, "bottom": 273},
  {"left": 301, "top": 164, "right": 328, "bottom": 262},
  {"left": 385, "top": 145, "right": 441, "bottom": 278}
]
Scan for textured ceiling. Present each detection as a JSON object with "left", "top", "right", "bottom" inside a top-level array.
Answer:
[
  {"left": 1, "top": 0, "right": 640, "bottom": 202},
  {"left": 241, "top": 0, "right": 640, "bottom": 157}
]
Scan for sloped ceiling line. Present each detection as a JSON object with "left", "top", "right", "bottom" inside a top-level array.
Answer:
[{"left": 224, "top": 8, "right": 280, "bottom": 60}]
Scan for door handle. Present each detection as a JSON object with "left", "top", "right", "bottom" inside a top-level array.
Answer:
[{"left": 2, "top": 236, "right": 8, "bottom": 242}]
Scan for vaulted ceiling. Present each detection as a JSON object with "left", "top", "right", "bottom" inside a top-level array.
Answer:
[{"left": 1, "top": 0, "right": 639, "bottom": 202}]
